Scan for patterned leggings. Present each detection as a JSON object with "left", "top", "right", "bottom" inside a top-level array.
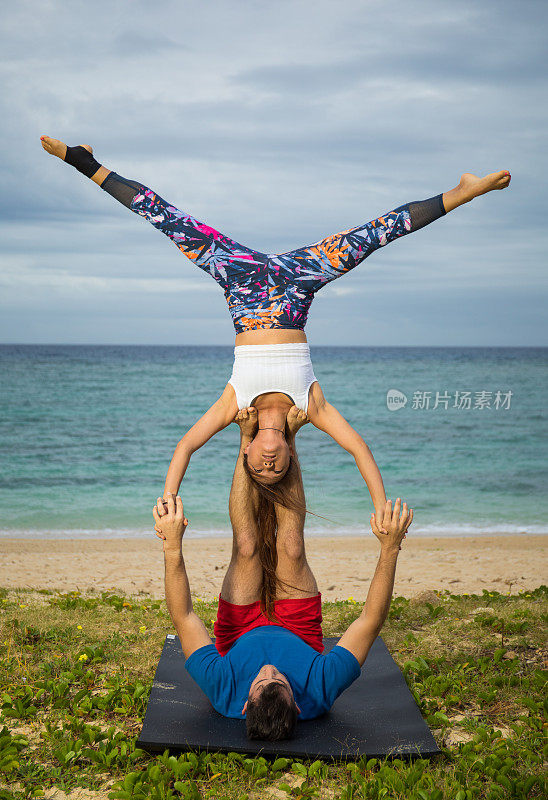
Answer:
[{"left": 101, "top": 172, "right": 446, "bottom": 333}]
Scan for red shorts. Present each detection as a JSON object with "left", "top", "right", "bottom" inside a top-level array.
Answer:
[{"left": 213, "top": 593, "right": 323, "bottom": 656}]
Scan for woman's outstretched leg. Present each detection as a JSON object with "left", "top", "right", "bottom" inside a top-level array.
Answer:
[
  {"left": 40, "top": 136, "right": 265, "bottom": 290},
  {"left": 274, "top": 170, "right": 512, "bottom": 296}
]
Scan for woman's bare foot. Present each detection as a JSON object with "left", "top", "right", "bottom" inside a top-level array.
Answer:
[
  {"left": 443, "top": 170, "right": 511, "bottom": 212},
  {"left": 458, "top": 170, "right": 511, "bottom": 200},
  {"left": 40, "top": 136, "right": 110, "bottom": 185},
  {"left": 234, "top": 407, "right": 259, "bottom": 439},
  {"left": 40, "top": 135, "right": 93, "bottom": 161},
  {"left": 287, "top": 405, "right": 309, "bottom": 438}
]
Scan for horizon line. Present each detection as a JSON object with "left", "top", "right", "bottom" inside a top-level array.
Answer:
[{"left": 0, "top": 342, "right": 546, "bottom": 349}]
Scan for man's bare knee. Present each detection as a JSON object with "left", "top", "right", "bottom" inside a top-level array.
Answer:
[
  {"left": 279, "top": 532, "right": 305, "bottom": 563},
  {"left": 233, "top": 530, "right": 258, "bottom": 560}
]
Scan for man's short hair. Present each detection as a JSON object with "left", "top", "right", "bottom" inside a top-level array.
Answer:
[{"left": 245, "top": 682, "right": 298, "bottom": 741}]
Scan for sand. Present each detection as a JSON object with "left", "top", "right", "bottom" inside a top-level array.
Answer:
[{"left": 0, "top": 534, "right": 545, "bottom": 600}]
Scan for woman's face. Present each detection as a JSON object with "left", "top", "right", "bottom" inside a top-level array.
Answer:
[{"left": 244, "top": 429, "right": 291, "bottom": 484}]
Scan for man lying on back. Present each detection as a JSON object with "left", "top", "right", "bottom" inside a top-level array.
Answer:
[{"left": 153, "top": 410, "right": 413, "bottom": 741}]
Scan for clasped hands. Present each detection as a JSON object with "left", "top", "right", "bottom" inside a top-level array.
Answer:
[
  {"left": 371, "top": 498, "right": 413, "bottom": 551},
  {"left": 153, "top": 493, "right": 188, "bottom": 553},
  {"left": 153, "top": 494, "right": 412, "bottom": 553}
]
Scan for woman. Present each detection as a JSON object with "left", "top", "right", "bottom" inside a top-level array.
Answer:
[{"left": 40, "top": 135, "right": 511, "bottom": 524}]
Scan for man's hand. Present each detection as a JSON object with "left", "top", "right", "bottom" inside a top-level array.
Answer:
[
  {"left": 153, "top": 493, "right": 188, "bottom": 554},
  {"left": 338, "top": 497, "right": 412, "bottom": 667},
  {"left": 370, "top": 498, "right": 413, "bottom": 551},
  {"left": 233, "top": 406, "right": 258, "bottom": 440}
]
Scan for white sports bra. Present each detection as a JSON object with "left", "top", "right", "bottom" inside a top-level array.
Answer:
[{"left": 228, "top": 343, "right": 318, "bottom": 413}]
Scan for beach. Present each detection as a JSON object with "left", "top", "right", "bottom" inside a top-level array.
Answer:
[
  {"left": 1, "top": 346, "right": 546, "bottom": 602},
  {"left": 2, "top": 533, "right": 545, "bottom": 600}
]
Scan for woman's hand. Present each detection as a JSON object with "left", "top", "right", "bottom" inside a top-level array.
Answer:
[
  {"left": 233, "top": 406, "right": 258, "bottom": 439},
  {"left": 370, "top": 498, "right": 413, "bottom": 551},
  {"left": 153, "top": 493, "right": 188, "bottom": 554},
  {"left": 374, "top": 506, "right": 388, "bottom": 535}
]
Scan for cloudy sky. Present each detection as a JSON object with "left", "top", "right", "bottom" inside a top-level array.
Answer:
[{"left": 1, "top": 0, "right": 546, "bottom": 346}]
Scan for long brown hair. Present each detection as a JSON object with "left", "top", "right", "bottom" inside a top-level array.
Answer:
[{"left": 243, "top": 449, "right": 307, "bottom": 621}]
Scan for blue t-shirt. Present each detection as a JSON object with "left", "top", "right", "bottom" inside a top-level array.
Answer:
[{"left": 185, "top": 625, "right": 361, "bottom": 720}]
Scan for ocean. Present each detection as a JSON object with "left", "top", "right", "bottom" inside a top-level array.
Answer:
[{"left": 0, "top": 345, "right": 546, "bottom": 539}]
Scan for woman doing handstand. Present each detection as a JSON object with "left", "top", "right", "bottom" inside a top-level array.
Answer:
[{"left": 40, "top": 135, "right": 511, "bottom": 527}]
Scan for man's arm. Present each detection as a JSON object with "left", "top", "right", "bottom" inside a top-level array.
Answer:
[
  {"left": 163, "top": 383, "right": 237, "bottom": 496},
  {"left": 337, "top": 498, "right": 413, "bottom": 666},
  {"left": 153, "top": 494, "right": 213, "bottom": 659},
  {"left": 307, "top": 383, "right": 387, "bottom": 524}
]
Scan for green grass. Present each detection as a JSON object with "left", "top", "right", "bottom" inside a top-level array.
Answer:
[{"left": 0, "top": 585, "right": 546, "bottom": 799}]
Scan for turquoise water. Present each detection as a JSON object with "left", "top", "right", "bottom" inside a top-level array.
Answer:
[{"left": 0, "top": 345, "right": 546, "bottom": 538}]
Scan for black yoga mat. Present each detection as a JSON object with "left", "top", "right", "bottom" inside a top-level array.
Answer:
[{"left": 137, "top": 635, "right": 440, "bottom": 761}]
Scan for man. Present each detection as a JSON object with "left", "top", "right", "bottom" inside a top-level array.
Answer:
[{"left": 153, "top": 411, "right": 413, "bottom": 741}]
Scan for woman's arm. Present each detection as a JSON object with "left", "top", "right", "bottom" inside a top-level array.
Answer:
[
  {"left": 163, "top": 383, "right": 237, "bottom": 497},
  {"left": 307, "top": 382, "right": 387, "bottom": 516}
]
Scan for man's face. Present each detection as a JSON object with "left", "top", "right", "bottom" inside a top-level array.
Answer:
[{"left": 241, "top": 664, "right": 300, "bottom": 715}]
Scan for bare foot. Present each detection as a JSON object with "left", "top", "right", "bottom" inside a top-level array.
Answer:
[
  {"left": 458, "top": 170, "right": 511, "bottom": 202},
  {"left": 287, "top": 405, "right": 309, "bottom": 438},
  {"left": 39, "top": 135, "right": 93, "bottom": 161},
  {"left": 234, "top": 406, "right": 259, "bottom": 439}
]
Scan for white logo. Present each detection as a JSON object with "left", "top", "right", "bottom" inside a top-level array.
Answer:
[{"left": 386, "top": 389, "right": 407, "bottom": 411}]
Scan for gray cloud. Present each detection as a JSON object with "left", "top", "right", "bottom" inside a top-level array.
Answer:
[
  {"left": 1, "top": 0, "right": 546, "bottom": 344},
  {"left": 112, "top": 31, "right": 186, "bottom": 56}
]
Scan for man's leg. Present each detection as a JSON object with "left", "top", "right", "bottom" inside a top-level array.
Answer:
[
  {"left": 274, "top": 438, "right": 318, "bottom": 600},
  {"left": 220, "top": 416, "right": 263, "bottom": 605}
]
